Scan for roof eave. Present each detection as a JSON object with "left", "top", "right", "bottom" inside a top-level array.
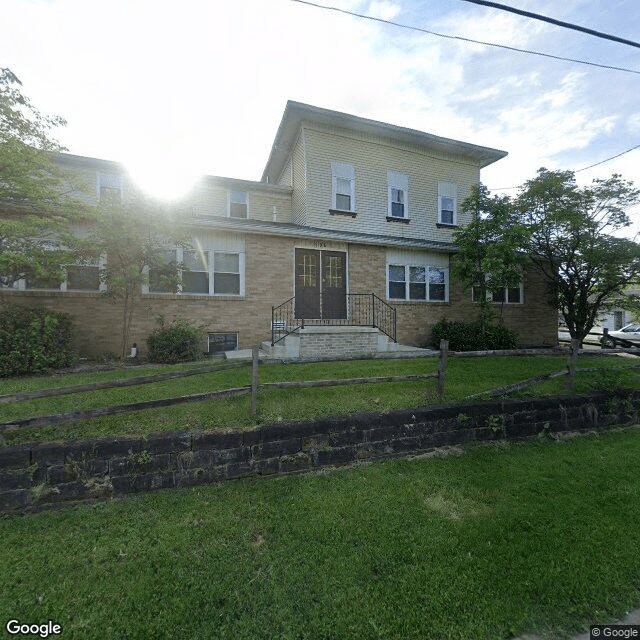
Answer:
[{"left": 261, "top": 101, "right": 508, "bottom": 182}]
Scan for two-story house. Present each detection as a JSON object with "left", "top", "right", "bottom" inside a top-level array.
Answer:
[{"left": 2, "top": 101, "right": 558, "bottom": 357}]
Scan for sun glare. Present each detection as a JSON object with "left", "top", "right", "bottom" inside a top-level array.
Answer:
[{"left": 125, "top": 158, "right": 202, "bottom": 202}]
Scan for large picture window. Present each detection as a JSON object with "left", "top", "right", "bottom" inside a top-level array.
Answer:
[
  {"left": 388, "top": 264, "right": 448, "bottom": 301},
  {"left": 146, "top": 248, "right": 243, "bottom": 296}
]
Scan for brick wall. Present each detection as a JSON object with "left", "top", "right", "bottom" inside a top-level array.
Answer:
[
  {"left": 347, "top": 244, "right": 558, "bottom": 348},
  {"left": 298, "top": 327, "right": 380, "bottom": 359},
  {"left": 0, "top": 233, "right": 295, "bottom": 357},
  {"left": 1, "top": 235, "right": 557, "bottom": 357},
  {"left": 2, "top": 391, "right": 636, "bottom": 513}
]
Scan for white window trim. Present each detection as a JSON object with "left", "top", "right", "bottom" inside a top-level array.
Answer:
[
  {"left": 331, "top": 162, "right": 356, "bottom": 212},
  {"left": 142, "top": 248, "right": 245, "bottom": 297},
  {"left": 387, "top": 263, "right": 449, "bottom": 302},
  {"left": 227, "top": 189, "right": 249, "bottom": 219},
  {"left": 388, "top": 171, "right": 409, "bottom": 219},
  {"left": 437, "top": 182, "right": 457, "bottom": 226}
]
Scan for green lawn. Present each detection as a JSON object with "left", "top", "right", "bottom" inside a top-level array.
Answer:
[
  {"left": 3, "top": 427, "right": 640, "bottom": 639},
  {"left": 3, "top": 354, "right": 640, "bottom": 445}
]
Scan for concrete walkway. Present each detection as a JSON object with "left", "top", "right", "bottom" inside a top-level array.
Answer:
[{"left": 514, "top": 607, "right": 640, "bottom": 639}]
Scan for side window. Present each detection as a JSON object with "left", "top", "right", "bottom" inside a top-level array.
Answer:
[
  {"left": 331, "top": 162, "right": 355, "bottom": 212},
  {"left": 388, "top": 171, "right": 409, "bottom": 219},
  {"left": 473, "top": 281, "right": 523, "bottom": 304},
  {"left": 438, "top": 182, "right": 457, "bottom": 226},
  {"left": 229, "top": 190, "right": 248, "bottom": 219}
]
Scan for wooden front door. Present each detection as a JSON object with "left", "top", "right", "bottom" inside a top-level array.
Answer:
[{"left": 295, "top": 249, "right": 346, "bottom": 320}]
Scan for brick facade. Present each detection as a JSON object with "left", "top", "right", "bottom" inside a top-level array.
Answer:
[{"left": 1, "top": 234, "right": 557, "bottom": 357}]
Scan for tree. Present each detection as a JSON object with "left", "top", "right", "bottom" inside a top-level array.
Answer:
[
  {"left": 516, "top": 168, "right": 640, "bottom": 343},
  {"left": 90, "top": 197, "right": 184, "bottom": 359},
  {"left": 0, "top": 68, "right": 87, "bottom": 289},
  {"left": 453, "top": 184, "right": 530, "bottom": 321}
]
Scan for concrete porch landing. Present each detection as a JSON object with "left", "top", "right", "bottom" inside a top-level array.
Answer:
[{"left": 224, "top": 325, "right": 433, "bottom": 361}]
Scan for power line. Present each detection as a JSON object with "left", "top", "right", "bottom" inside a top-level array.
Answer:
[
  {"left": 490, "top": 142, "right": 640, "bottom": 191},
  {"left": 290, "top": 0, "right": 640, "bottom": 75},
  {"left": 575, "top": 142, "right": 640, "bottom": 172},
  {"left": 457, "top": 0, "right": 640, "bottom": 49}
]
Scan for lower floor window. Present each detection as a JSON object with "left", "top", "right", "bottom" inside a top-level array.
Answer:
[
  {"left": 67, "top": 265, "right": 101, "bottom": 291},
  {"left": 473, "top": 285, "right": 523, "bottom": 304},
  {"left": 148, "top": 249, "right": 243, "bottom": 296},
  {"left": 17, "top": 261, "right": 103, "bottom": 292},
  {"left": 388, "top": 264, "right": 448, "bottom": 301}
]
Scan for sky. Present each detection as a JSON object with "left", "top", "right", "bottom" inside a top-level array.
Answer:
[{"left": 4, "top": 0, "right": 640, "bottom": 223}]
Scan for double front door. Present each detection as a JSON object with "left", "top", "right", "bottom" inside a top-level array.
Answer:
[{"left": 295, "top": 249, "right": 346, "bottom": 320}]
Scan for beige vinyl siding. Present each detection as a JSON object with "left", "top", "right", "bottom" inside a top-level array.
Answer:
[
  {"left": 186, "top": 184, "right": 229, "bottom": 217},
  {"left": 183, "top": 184, "right": 292, "bottom": 223},
  {"left": 250, "top": 191, "right": 293, "bottom": 223},
  {"left": 290, "top": 130, "right": 307, "bottom": 226},
  {"left": 278, "top": 155, "right": 293, "bottom": 186},
  {"left": 301, "top": 123, "right": 479, "bottom": 243}
]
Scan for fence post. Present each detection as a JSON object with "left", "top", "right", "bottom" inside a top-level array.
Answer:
[
  {"left": 602, "top": 327, "right": 608, "bottom": 350},
  {"left": 566, "top": 338, "right": 580, "bottom": 391},
  {"left": 251, "top": 345, "right": 259, "bottom": 417},
  {"left": 438, "top": 339, "right": 449, "bottom": 397}
]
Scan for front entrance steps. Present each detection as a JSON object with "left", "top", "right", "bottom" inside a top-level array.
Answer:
[{"left": 255, "top": 325, "right": 431, "bottom": 360}]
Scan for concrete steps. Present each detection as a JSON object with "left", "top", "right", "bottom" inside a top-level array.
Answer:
[{"left": 259, "top": 325, "right": 432, "bottom": 360}]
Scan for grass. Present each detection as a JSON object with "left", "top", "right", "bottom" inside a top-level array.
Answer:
[
  {"left": 0, "top": 359, "right": 222, "bottom": 395},
  {"left": 2, "top": 354, "right": 640, "bottom": 446},
  {"left": 3, "top": 427, "right": 640, "bottom": 639}
]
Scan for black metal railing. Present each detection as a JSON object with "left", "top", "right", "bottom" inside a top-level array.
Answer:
[{"left": 271, "top": 293, "right": 396, "bottom": 346}]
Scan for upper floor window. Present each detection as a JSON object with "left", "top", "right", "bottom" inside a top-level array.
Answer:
[
  {"left": 99, "top": 172, "right": 122, "bottom": 203},
  {"left": 388, "top": 171, "right": 409, "bottom": 220},
  {"left": 331, "top": 162, "right": 355, "bottom": 213},
  {"left": 229, "top": 190, "right": 248, "bottom": 219},
  {"left": 438, "top": 182, "right": 457, "bottom": 226}
]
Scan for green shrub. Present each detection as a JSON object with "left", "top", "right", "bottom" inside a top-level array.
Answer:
[
  {"left": 431, "top": 318, "right": 518, "bottom": 351},
  {"left": 0, "top": 304, "right": 76, "bottom": 377},
  {"left": 146, "top": 317, "right": 204, "bottom": 364}
]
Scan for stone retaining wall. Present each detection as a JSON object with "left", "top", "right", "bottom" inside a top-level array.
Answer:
[{"left": 1, "top": 391, "right": 638, "bottom": 513}]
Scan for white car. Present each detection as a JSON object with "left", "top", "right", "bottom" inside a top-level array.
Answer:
[{"left": 601, "top": 323, "right": 640, "bottom": 347}]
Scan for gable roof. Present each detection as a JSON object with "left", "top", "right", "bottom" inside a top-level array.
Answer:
[{"left": 261, "top": 101, "right": 508, "bottom": 183}]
